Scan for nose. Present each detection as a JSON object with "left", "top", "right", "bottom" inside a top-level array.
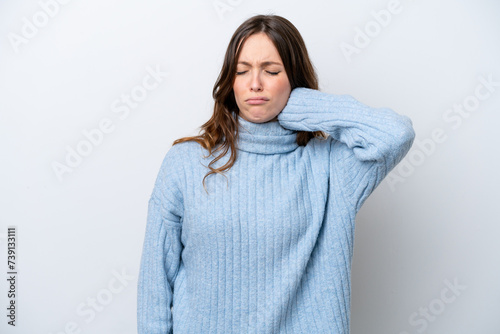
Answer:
[{"left": 250, "top": 72, "right": 263, "bottom": 92}]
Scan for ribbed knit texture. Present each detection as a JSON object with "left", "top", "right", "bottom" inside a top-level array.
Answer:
[{"left": 137, "top": 87, "right": 416, "bottom": 334}]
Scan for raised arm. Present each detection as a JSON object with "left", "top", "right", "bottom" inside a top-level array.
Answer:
[
  {"left": 278, "top": 87, "right": 415, "bottom": 212},
  {"left": 137, "top": 146, "right": 184, "bottom": 334}
]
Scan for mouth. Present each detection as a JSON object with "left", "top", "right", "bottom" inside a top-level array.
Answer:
[{"left": 246, "top": 97, "right": 269, "bottom": 105}]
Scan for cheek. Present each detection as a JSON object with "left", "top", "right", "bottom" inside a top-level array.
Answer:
[
  {"left": 233, "top": 79, "right": 245, "bottom": 100},
  {"left": 274, "top": 79, "right": 291, "bottom": 101}
]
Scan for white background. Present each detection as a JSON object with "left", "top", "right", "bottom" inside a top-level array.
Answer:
[{"left": 1, "top": 0, "right": 499, "bottom": 333}]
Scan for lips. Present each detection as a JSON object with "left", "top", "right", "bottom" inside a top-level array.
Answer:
[{"left": 246, "top": 97, "right": 269, "bottom": 105}]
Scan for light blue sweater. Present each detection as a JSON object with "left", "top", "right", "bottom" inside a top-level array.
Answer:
[{"left": 137, "top": 87, "right": 415, "bottom": 333}]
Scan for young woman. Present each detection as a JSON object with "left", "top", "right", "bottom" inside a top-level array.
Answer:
[{"left": 137, "top": 14, "right": 415, "bottom": 334}]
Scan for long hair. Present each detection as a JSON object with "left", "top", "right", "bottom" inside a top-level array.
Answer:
[{"left": 172, "top": 14, "right": 327, "bottom": 194}]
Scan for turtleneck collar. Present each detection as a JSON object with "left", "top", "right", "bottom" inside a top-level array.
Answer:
[{"left": 235, "top": 114, "right": 299, "bottom": 154}]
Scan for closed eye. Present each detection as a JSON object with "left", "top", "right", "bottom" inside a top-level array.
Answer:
[{"left": 235, "top": 70, "right": 281, "bottom": 75}]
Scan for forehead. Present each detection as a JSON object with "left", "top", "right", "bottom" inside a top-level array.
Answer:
[{"left": 237, "top": 33, "right": 281, "bottom": 62}]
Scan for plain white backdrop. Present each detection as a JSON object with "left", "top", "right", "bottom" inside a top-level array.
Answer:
[{"left": 1, "top": 0, "right": 499, "bottom": 333}]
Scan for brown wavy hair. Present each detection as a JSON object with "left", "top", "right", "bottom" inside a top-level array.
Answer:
[{"left": 172, "top": 14, "right": 327, "bottom": 194}]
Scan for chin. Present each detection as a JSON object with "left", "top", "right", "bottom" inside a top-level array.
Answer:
[{"left": 242, "top": 113, "right": 266, "bottom": 123}]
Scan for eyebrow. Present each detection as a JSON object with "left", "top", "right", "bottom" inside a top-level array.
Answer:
[{"left": 237, "top": 61, "right": 283, "bottom": 67}]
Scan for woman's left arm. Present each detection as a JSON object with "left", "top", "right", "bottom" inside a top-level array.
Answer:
[{"left": 278, "top": 87, "right": 416, "bottom": 212}]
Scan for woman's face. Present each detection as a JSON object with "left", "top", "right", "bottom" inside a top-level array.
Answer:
[{"left": 233, "top": 32, "right": 291, "bottom": 123}]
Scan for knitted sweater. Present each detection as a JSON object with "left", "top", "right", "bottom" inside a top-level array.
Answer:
[{"left": 137, "top": 87, "right": 415, "bottom": 334}]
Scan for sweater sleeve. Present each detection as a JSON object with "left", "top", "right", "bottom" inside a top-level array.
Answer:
[
  {"left": 137, "top": 145, "right": 184, "bottom": 334},
  {"left": 278, "top": 87, "right": 415, "bottom": 213}
]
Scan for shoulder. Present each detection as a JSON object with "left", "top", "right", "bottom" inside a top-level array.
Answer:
[
  {"left": 307, "top": 135, "right": 363, "bottom": 177},
  {"left": 153, "top": 141, "right": 195, "bottom": 197},
  {"left": 306, "top": 134, "right": 358, "bottom": 163},
  {"left": 161, "top": 140, "right": 203, "bottom": 168},
  {"left": 299, "top": 135, "right": 332, "bottom": 178},
  {"left": 155, "top": 139, "right": 206, "bottom": 189},
  {"left": 307, "top": 134, "right": 332, "bottom": 154}
]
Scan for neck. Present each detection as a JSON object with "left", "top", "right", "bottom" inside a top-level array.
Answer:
[{"left": 235, "top": 114, "right": 298, "bottom": 154}]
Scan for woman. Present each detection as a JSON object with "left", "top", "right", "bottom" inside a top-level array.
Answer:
[{"left": 137, "top": 14, "right": 415, "bottom": 334}]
